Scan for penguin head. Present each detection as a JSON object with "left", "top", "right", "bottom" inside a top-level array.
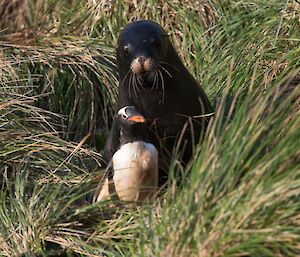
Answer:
[
  {"left": 117, "top": 106, "right": 146, "bottom": 125},
  {"left": 117, "top": 106, "right": 149, "bottom": 145}
]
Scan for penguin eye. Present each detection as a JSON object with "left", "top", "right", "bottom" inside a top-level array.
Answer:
[{"left": 121, "top": 114, "right": 127, "bottom": 119}]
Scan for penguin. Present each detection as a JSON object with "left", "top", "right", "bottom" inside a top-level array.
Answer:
[{"left": 94, "top": 106, "right": 158, "bottom": 203}]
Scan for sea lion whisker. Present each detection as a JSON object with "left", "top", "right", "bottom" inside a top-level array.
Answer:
[
  {"left": 132, "top": 73, "right": 137, "bottom": 97},
  {"left": 135, "top": 74, "right": 143, "bottom": 93},
  {"left": 155, "top": 70, "right": 160, "bottom": 90},
  {"left": 121, "top": 69, "right": 132, "bottom": 87},
  {"left": 147, "top": 71, "right": 155, "bottom": 89},
  {"left": 128, "top": 72, "right": 133, "bottom": 98},
  {"left": 159, "top": 64, "right": 172, "bottom": 78},
  {"left": 151, "top": 70, "right": 158, "bottom": 90},
  {"left": 132, "top": 73, "right": 139, "bottom": 97},
  {"left": 137, "top": 74, "right": 144, "bottom": 86},
  {"left": 136, "top": 74, "right": 142, "bottom": 93},
  {"left": 150, "top": 71, "right": 157, "bottom": 90},
  {"left": 159, "top": 61, "right": 180, "bottom": 72},
  {"left": 158, "top": 69, "right": 165, "bottom": 103},
  {"left": 148, "top": 71, "right": 155, "bottom": 82}
]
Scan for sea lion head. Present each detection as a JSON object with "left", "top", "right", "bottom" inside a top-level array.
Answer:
[{"left": 116, "top": 20, "right": 172, "bottom": 88}]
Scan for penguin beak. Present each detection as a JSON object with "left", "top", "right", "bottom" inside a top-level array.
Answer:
[{"left": 128, "top": 115, "right": 145, "bottom": 123}]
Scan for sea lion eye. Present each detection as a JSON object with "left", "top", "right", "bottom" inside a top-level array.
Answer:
[
  {"left": 123, "top": 44, "right": 130, "bottom": 54},
  {"left": 153, "top": 41, "right": 161, "bottom": 50}
]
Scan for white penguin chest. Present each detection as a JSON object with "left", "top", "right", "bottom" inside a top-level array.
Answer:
[
  {"left": 95, "top": 141, "right": 158, "bottom": 202},
  {"left": 112, "top": 141, "right": 158, "bottom": 201},
  {"left": 113, "top": 141, "right": 158, "bottom": 172}
]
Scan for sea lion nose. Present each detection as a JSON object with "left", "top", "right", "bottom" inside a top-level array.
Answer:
[{"left": 138, "top": 56, "right": 146, "bottom": 65}]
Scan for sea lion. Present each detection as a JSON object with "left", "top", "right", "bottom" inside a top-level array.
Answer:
[{"left": 103, "top": 20, "right": 213, "bottom": 183}]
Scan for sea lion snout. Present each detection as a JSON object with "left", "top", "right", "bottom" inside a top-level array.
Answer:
[
  {"left": 131, "top": 56, "right": 157, "bottom": 74},
  {"left": 138, "top": 56, "right": 146, "bottom": 64}
]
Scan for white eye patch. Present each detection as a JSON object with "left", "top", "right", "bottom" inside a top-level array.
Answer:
[
  {"left": 118, "top": 106, "right": 128, "bottom": 119},
  {"left": 118, "top": 106, "right": 140, "bottom": 120}
]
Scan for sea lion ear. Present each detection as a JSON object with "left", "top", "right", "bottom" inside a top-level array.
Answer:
[
  {"left": 162, "top": 31, "right": 170, "bottom": 37},
  {"left": 163, "top": 33, "right": 169, "bottom": 38}
]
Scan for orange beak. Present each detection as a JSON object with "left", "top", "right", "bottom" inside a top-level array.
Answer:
[{"left": 128, "top": 115, "right": 145, "bottom": 123}]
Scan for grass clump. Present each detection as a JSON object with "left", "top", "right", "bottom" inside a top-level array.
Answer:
[
  {"left": 0, "top": 0, "right": 299, "bottom": 256},
  {"left": 138, "top": 76, "right": 300, "bottom": 257}
]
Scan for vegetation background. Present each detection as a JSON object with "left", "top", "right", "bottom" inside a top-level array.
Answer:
[{"left": 0, "top": 0, "right": 299, "bottom": 256}]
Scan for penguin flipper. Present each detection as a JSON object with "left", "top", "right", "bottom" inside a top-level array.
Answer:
[
  {"left": 93, "top": 160, "right": 120, "bottom": 203},
  {"left": 93, "top": 160, "right": 113, "bottom": 203}
]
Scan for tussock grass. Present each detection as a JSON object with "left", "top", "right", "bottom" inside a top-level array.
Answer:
[
  {"left": 137, "top": 75, "right": 300, "bottom": 257},
  {"left": 0, "top": 37, "right": 118, "bottom": 142},
  {"left": 0, "top": 0, "right": 299, "bottom": 256}
]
